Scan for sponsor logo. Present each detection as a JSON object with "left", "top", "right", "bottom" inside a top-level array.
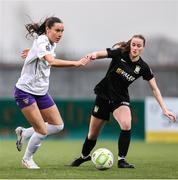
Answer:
[
  {"left": 23, "top": 98, "right": 29, "bottom": 105},
  {"left": 116, "top": 68, "right": 135, "bottom": 82},
  {"left": 134, "top": 65, "right": 141, "bottom": 74}
]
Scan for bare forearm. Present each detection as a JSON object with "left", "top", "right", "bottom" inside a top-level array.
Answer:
[
  {"left": 148, "top": 78, "right": 176, "bottom": 121},
  {"left": 43, "top": 54, "right": 80, "bottom": 67},
  {"left": 152, "top": 88, "right": 167, "bottom": 112},
  {"left": 95, "top": 51, "right": 108, "bottom": 59},
  {"left": 50, "top": 59, "right": 79, "bottom": 67},
  {"left": 88, "top": 50, "right": 108, "bottom": 60}
]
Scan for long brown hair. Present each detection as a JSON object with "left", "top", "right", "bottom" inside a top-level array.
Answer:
[
  {"left": 25, "top": 17, "right": 63, "bottom": 38},
  {"left": 112, "top": 34, "right": 146, "bottom": 53}
]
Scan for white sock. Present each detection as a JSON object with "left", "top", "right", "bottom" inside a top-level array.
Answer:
[
  {"left": 47, "top": 123, "right": 64, "bottom": 135},
  {"left": 22, "top": 123, "right": 64, "bottom": 139},
  {"left": 22, "top": 127, "right": 34, "bottom": 139},
  {"left": 23, "top": 132, "right": 46, "bottom": 160}
]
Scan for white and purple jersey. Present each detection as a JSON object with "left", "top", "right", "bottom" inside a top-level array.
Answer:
[{"left": 16, "top": 35, "right": 56, "bottom": 95}]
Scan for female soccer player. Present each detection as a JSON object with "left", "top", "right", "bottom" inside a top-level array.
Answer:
[
  {"left": 14, "top": 16, "right": 90, "bottom": 169},
  {"left": 70, "top": 34, "right": 177, "bottom": 168}
]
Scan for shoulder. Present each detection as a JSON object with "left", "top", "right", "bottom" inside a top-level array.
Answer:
[
  {"left": 108, "top": 47, "right": 122, "bottom": 53},
  {"left": 139, "top": 57, "right": 154, "bottom": 76},
  {"left": 139, "top": 57, "right": 154, "bottom": 80},
  {"left": 37, "top": 35, "right": 49, "bottom": 44},
  {"left": 139, "top": 57, "right": 150, "bottom": 68},
  {"left": 106, "top": 47, "right": 122, "bottom": 57}
]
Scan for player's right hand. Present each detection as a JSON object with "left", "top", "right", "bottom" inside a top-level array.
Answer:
[
  {"left": 85, "top": 52, "right": 97, "bottom": 60},
  {"left": 21, "top": 48, "right": 30, "bottom": 59}
]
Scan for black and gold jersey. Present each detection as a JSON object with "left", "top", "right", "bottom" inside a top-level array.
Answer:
[{"left": 94, "top": 48, "right": 154, "bottom": 102}]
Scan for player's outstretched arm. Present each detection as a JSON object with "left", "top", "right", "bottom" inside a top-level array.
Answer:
[
  {"left": 44, "top": 54, "right": 91, "bottom": 67},
  {"left": 148, "top": 78, "right": 176, "bottom": 122},
  {"left": 20, "top": 48, "right": 91, "bottom": 67},
  {"left": 85, "top": 50, "right": 108, "bottom": 61}
]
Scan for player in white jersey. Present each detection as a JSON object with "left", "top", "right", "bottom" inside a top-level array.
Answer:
[{"left": 14, "top": 16, "right": 90, "bottom": 169}]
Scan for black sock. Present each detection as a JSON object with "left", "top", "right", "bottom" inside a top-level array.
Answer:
[
  {"left": 82, "top": 136, "right": 97, "bottom": 157},
  {"left": 118, "top": 130, "right": 131, "bottom": 158}
]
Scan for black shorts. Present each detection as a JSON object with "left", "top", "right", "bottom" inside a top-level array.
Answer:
[{"left": 91, "top": 95, "right": 130, "bottom": 121}]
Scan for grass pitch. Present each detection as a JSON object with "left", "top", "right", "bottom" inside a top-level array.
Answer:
[{"left": 0, "top": 140, "right": 177, "bottom": 179}]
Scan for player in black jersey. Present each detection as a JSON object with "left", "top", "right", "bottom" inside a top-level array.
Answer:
[{"left": 70, "top": 34, "right": 176, "bottom": 168}]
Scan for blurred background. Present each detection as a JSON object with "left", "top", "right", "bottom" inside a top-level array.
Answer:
[{"left": 0, "top": 0, "right": 178, "bottom": 142}]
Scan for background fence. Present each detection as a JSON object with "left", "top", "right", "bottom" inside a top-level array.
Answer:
[{"left": 0, "top": 99, "right": 145, "bottom": 139}]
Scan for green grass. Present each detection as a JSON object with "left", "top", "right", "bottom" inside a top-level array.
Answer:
[{"left": 0, "top": 140, "right": 178, "bottom": 179}]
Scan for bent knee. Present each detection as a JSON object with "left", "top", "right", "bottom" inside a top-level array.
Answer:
[
  {"left": 121, "top": 124, "right": 131, "bottom": 131},
  {"left": 120, "top": 122, "right": 131, "bottom": 130},
  {"left": 57, "top": 123, "right": 64, "bottom": 131},
  {"left": 37, "top": 128, "right": 48, "bottom": 136},
  {"left": 46, "top": 123, "right": 64, "bottom": 135}
]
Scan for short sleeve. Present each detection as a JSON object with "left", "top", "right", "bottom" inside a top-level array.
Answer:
[
  {"left": 142, "top": 63, "right": 154, "bottom": 81},
  {"left": 37, "top": 35, "right": 52, "bottom": 59},
  {"left": 106, "top": 48, "right": 122, "bottom": 58}
]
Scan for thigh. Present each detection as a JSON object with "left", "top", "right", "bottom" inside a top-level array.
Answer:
[
  {"left": 88, "top": 115, "right": 106, "bottom": 140},
  {"left": 113, "top": 105, "right": 132, "bottom": 130},
  {"left": 14, "top": 87, "right": 47, "bottom": 134},
  {"left": 92, "top": 96, "right": 110, "bottom": 121},
  {"left": 36, "top": 93, "right": 55, "bottom": 110},
  {"left": 21, "top": 102, "right": 47, "bottom": 135},
  {"left": 40, "top": 104, "right": 63, "bottom": 125},
  {"left": 14, "top": 87, "right": 36, "bottom": 109}
]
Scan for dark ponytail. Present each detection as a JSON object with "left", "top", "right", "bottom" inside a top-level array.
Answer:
[
  {"left": 112, "top": 34, "right": 146, "bottom": 53},
  {"left": 112, "top": 40, "right": 131, "bottom": 53},
  {"left": 25, "top": 17, "right": 63, "bottom": 38}
]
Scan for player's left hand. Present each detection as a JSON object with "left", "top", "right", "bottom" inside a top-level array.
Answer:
[
  {"left": 77, "top": 57, "right": 91, "bottom": 66},
  {"left": 163, "top": 110, "right": 177, "bottom": 122}
]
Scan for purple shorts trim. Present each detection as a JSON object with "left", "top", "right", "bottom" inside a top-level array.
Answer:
[{"left": 13, "top": 87, "right": 55, "bottom": 110}]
